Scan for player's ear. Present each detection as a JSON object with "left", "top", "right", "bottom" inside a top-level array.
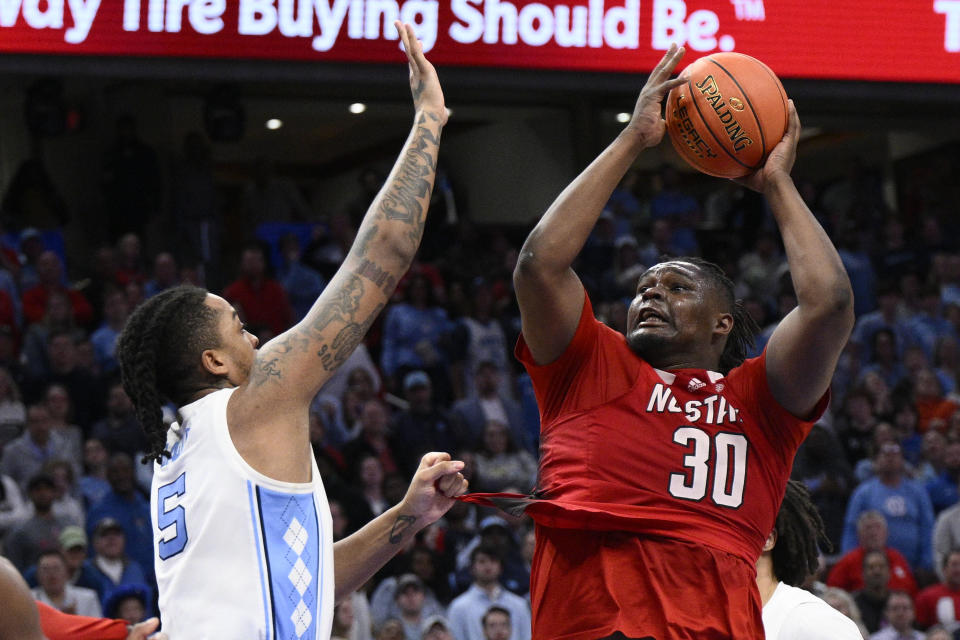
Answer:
[
  {"left": 762, "top": 530, "right": 776, "bottom": 552},
  {"left": 201, "top": 348, "right": 228, "bottom": 377},
  {"left": 713, "top": 311, "right": 734, "bottom": 338}
]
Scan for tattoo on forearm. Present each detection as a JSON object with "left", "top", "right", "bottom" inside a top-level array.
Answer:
[
  {"left": 389, "top": 515, "right": 418, "bottom": 544},
  {"left": 311, "top": 275, "right": 364, "bottom": 334},
  {"left": 356, "top": 258, "right": 397, "bottom": 294},
  {"left": 356, "top": 226, "right": 377, "bottom": 256},
  {"left": 378, "top": 122, "right": 440, "bottom": 248}
]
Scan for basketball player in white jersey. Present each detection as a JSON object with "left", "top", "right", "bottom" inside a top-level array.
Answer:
[
  {"left": 758, "top": 481, "right": 863, "bottom": 639},
  {"left": 116, "top": 23, "right": 466, "bottom": 640}
]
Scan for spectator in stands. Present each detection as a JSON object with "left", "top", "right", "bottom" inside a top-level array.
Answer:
[
  {"left": 104, "top": 583, "right": 150, "bottom": 625},
  {"left": 222, "top": 244, "right": 293, "bottom": 337},
  {"left": 113, "top": 235, "right": 146, "bottom": 288},
  {"left": 838, "top": 388, "right": 881, "bottom": 466},
  {"left": 393, "top": 574, "right": 436, "bottom": 640},
  {"left": 0, "top": 404, "right": 73, "bottom": 492},
  {"left": 39, "top": 460, "right": 84, "bottom": 528},
  {"left": 43, "top": 385, "right": 82, "bottom": 473},
  {"left": 915, "top": 549, "right": 960, "bottom": 630},
  {"left": 85, "top": 454, "right": 153, "bottom": 582},
  {"left": 24, "top": 332, "right": 104, "bottom": 431},
  {"left": 31, "top": 549, "right": 102, "bottom": 617},
  {"left": 90, "top": 288, "right": 128, "bottom": 375},
  {"left": 870, "top": 590, "right": 924, "bottom": 640},
  {"left": 34, "top": 526, "right": 106, "bottom": 601},
  {"left": 828, "top": 510, "right": 917, "bottom": 597},
  {"left": 409, "top": 545, "right": 452, "bottom": 606},
  {"left": 342, "top": 398, "right": 400, "bottom": 477},
  {"left": 854, "top": 550, "right": 892, "bottom": 634},
  {"left": 143, "top": 252, "right": 180, "bottom": 299},
  {"left": 22, "top": 251, "right": 92, "bottom": 328},
  {"left": 473, "top": 421, "right": 537, "bottom": 494},
  {"left": 4, "top": 474, "right": 68, "bottom": 571},
  {"left": 843, "top": 442, "right": 935, "bottom": 571},
  {"left": 277, "top": 232, "right": 326, "bottom": 321},
  {"left": 90, "top": 383, "right": 146, "bottom": 459},
  {"left": 792, "top": 423, "right": 854, "bottom": 547},
  {"left": 88, "top": 517, "right": 148, "bottom": 605},
  {"left": 927, "top": 440, "right": 960, "bottom": 515},
  {"left": 0, "top": 367, "right": 26, "bottom": 450},
  {"left": 355, "top": 455, "right": 389, "bottom": 517},
  {"left": 449, "top": 280, "right": 511, "bottom": 401},
  {"left": 78, "top": 438, "right": 111, "bottom": 509},
  {"left": 481, "top": 606, "right": 512, "bottom": 640},
  {"left": 454, "top": 517, "right": 528, "bottom": 597},
  {"left": 0, "top": 470, "right": 28, "bottom": 537},
  {"left": 421, "top": 615, "right": 454, "bottom": 640},
  {"left": 933, "top": 335, "right": 958, "bottom": 395},
  {"left": 447, "top": 546, "right": 531, "bottom": 640},
  {"left": 863, "top": 328, "right": 909, "bottom": 391},
  {"left": 905, "top": 286, "right": 955, "bottom": 361},
  {"left": 451, "top": 362, "right": 529, "bottom": 454},
  {"left": 913, "top": 368, "right": 959, "bottom": 434},
  {"left": 391, "top": 371, "right": 457, "bottom": 478},
  {"left": 380, "top": 273, "right": 452, "bottom": 402},
  {"left": 21, "top": 291, "right": 79, "bottom": 380}
]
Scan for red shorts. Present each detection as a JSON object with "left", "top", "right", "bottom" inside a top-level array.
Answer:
[{"left": 530, "top": 526, "right": 763, "bottom": 640}]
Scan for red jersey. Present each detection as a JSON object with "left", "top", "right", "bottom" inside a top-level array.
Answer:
[
  {"left": 915, "top": 583, "right": 960, "bottom": 629},
  {"left": 463, "top": 294, "right": 825, "bottom": 640},
  {"left": 826, "top": 547, "right": 918, "bottom": 596}
]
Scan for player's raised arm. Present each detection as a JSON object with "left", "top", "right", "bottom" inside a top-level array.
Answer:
[
  {"left": 740, "top": 101, "right": 854, "bottom": 418},
  {"left": 240, "top": 22, "right": 446, "bottom": 406},
  {"left": 513, "top": 45, "right": 685, "bottom": 365}
]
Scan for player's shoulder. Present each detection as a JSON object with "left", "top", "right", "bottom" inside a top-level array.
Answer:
[{"left": 774, "top": 586, "right": 862, "bottom": 639}]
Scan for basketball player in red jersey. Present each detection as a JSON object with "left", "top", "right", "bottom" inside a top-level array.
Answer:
[{"left": 463, "top": 45, "right": 854, "bottom": 639}]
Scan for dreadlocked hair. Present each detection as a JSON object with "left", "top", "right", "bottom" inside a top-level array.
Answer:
[
  {"left": 772, "top": 480, "right": 830, "bottom": 586},
  {"left": 676, "top": 256, "right": 759, "bottom": 374},
  {"left": 117, "top": 286, "right": 221, "bottom": 464}
]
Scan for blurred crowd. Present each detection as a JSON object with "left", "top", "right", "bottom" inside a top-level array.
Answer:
[{"left": 0, "top": 128, "right": 959, "bottom": 640}]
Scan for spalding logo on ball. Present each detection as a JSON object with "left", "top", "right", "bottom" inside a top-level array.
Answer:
[{"left": 666, "top": 52, "right": 788, "bottom": 179}]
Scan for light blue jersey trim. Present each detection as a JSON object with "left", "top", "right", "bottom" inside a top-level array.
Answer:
[
  {"left": 257, "top": 486, "right": 320, "bottom": 640},
  {"left": 247, "top": 480, "right": 273, "bottom": 640}
]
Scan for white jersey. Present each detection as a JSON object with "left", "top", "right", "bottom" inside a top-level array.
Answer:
[
  {"left": 763, "top": 582, "right": 864, "bottom": 640},
  {"left": 151, "top": 388, "right": 334, "bottom": 640}
]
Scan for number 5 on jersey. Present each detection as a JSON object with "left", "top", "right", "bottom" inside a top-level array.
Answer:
[
  {"left": 668, "top": 426, "right": 748, "bottom": 508},
  {"left": 157, "top": 473, "right": 188, "bottom": 560}
]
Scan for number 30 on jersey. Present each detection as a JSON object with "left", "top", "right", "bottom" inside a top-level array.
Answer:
[{"left": 668, "top": 426, "right": 748, "bottom": 508}]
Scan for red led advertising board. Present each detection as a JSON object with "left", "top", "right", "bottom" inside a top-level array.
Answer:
[{"left": 0, "top": 0, "right": 958, "bottom": 83}]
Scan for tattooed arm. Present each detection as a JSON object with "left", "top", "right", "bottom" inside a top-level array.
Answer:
[
  {"left": 226, "top": 22, "right": 445, "bottom": 481},
  {"left": 333, "top": 453, "right": 468, "bottom": 601},
  {"left": 233, "top": 22, "right": 444, "bottom": 405}
]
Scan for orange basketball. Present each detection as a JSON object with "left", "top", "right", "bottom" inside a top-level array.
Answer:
[{"left": 665, "top": 52, "right": 788, "bottom": 179}]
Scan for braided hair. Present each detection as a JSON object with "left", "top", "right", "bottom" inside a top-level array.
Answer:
[
  {"left": 771, "top": 480, "right": 830, "bottom": 586},
  {"left": 674, "top": 256, "right": 760, "bottom": 373},
  {"left": 117, "top": 286, "right": 221, "bottom": 463}
]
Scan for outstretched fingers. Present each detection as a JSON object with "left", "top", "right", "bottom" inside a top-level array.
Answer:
[
  {"left": 650, "top": 44, "right": 686, "bottom": 84},
  {"left": 396, "top": 21, "right": 424, "bottom": 72}
]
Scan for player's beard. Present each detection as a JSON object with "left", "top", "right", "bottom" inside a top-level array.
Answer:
[{"left": 626, "top": 327, "right": 674, "bottom": 365}]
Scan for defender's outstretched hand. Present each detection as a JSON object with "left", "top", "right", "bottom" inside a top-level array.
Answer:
[
  {"left": 400, "top": 452, "right": 468, "bottom": 526},
  {"left": 736, "top": 99, "right": 800, "bottom": 193},
  {"left": 396, "top": 21, "right": 447, "bottom": 126},
  {"left": 628, "top": 44, "right": 686, "bottom": 148}
]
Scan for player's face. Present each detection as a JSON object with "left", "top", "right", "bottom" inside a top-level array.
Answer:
[
  {"left": 205, "top": 294, "right": 259, "bottom": 384},
  {"left": 626, "top": 262, "right": 727, "bottom": 366}
]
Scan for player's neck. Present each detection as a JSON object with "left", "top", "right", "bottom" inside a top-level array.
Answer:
[{"left": 755, "top": 555, "right": 778, "bottom": 606}]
